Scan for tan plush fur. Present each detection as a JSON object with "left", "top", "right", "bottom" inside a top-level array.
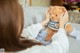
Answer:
[{"left": 45, "top": 6, "right": 65, "bottom": 41}]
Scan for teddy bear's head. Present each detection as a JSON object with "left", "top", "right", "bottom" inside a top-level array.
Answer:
[
  {"left": 47, "top": 6, "right": 65, "bottom": 30},
  {"left": 49, "top": 6, "right": 65, "bottom": 22}
]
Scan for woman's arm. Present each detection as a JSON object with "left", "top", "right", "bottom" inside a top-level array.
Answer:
[
  {"left": 21, "top": 10, "right": 50, "bottom": 39},
  {"left": 21, "top": 16, "right": 49, "bottom": 39},
  {"left": 21, "top": 23, "right": 43, "bottom": 39}
]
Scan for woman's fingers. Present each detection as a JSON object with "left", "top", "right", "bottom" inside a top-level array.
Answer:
[
  {"left": 59, "top": 10, "right": 69, "bottom": 28},
  {"left": 60, "top": 11, "right": 69, "bottom": 21}
]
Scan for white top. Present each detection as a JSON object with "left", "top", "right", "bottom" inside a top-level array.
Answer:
[{"left": 17, "top": 23, "right": 69, "bottom": 53}]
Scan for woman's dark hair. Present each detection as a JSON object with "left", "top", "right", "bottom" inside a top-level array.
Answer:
[
  {"left": 0, "top": 0, "right": 40, "bottom": 52},
  {"left": 51, "top": 0, "right": 64, "bottom": 6}
]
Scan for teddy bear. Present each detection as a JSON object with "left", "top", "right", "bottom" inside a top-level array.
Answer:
[
  {"left": 36, "top": 6, "right": 73, "bottom": 45},
  {"left": 45, "top": 6, "right": 66, "bottom": 41}
]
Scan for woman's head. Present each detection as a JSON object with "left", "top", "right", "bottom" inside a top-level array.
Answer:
[
  {"left": 0, "top": 0, "right": 40, "bottom": 52},
  {"left": 0, "top": 0, "right": 24, "bottom": 51}
]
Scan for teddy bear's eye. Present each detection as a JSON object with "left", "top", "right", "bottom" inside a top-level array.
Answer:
[
  {"left": 56, "top": 15, "right": 57, "bottom": 16},
  {"left": 50, "top": 13, "right": 51, "bottom": 15},
  {"left": 52, "top": 17, "right": 53, "bottom": 19}
]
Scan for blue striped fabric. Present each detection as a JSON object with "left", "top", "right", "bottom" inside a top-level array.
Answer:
[{"left": 36, "top": 29, "right": 52, "bottom": 46}]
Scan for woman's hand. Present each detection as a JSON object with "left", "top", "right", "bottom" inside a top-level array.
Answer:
[
  {"left": 59, "top": 7, "right": 73, "bottom": 33},
  {"left": 41, "top": 10, "right": 50, "bottom": 27},
  {"left": 59, "top": 7, "right": 69, "bottom": 29}
]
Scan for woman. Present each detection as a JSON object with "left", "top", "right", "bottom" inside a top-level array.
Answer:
[{"left": 0, "top": 0, "right": 69, "bottom": 53}]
